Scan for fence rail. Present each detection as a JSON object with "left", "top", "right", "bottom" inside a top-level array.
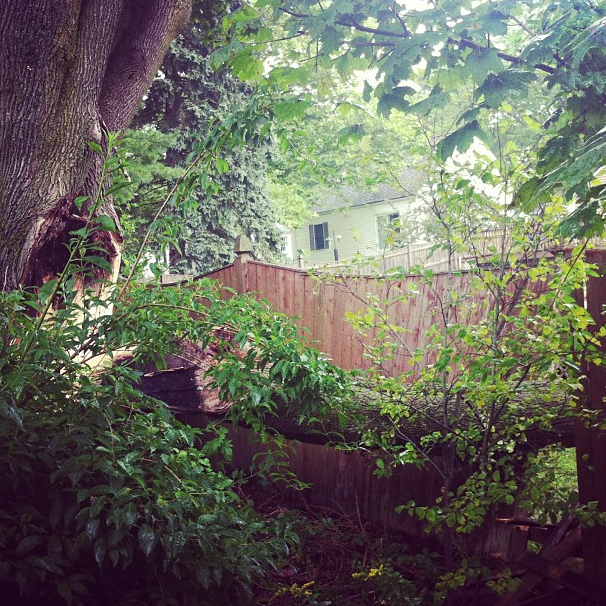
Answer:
[{"left": 293, "top": 229, "right": 564, "bottom": 274}]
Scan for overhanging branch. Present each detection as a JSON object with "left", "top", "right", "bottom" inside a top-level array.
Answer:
[{"left": 277, "top": 7, "right": 558, "bottom": 75}]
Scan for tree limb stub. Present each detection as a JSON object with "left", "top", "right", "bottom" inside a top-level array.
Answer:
[{"left": 100, "top": 0, "right": 192, "bottom": 132}]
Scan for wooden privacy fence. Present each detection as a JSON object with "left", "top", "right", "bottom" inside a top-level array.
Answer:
[
  {"left": 294, "top": 228, "right": 564, "bottom": 274},
  {"left": 576, "top": 248, "right": 606, "bottom": 587},
  {"left": 201, "top": 249, "right": 548, "bottom": 377},
  {"left": 298, "top": 240, "right": 466, "bottom": 274},
  {"left": 160, "top": 247, "right": 606, "bottom": 585}
]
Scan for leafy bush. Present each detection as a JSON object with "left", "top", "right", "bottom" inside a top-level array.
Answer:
[
  {"left": 0, "top": 283, "right": 302, "bottom": 606},
  {"left": 317, "top": 184, "right": 606, "bottom": 594}
]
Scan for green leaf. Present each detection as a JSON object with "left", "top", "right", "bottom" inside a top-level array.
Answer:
[
  {"left": 108, "top": 548, "right": 120, "bottom": 567},
  {"left": 89, "top": 496, "right": 106, "bottom": 518},
  {"left": 94, "top": 539, "right": 106, "bottom": 566},
  {"left": 273, "top": 99, "right": 313, "bottom": 122},
  {"left": 138, "top": 524, "right": 155, "bottom": 557},
  {"left": 457, "top": 105, "right": 483, "bottom": 126},
  {"left": 438, "top": 120, "right": 489, "bottom": 161},
  {"left": 37, "top": 279, "right": 58, "bottom": 306},
  {"left": 196, "top": 565, "right": 211, "bottom": 589},
  {"left": 74, "top": 196, "right": 88, "bottom": 210},
  {"left": 16, "top": 535, "right": 42, "bottom": 556},
  {"left": 32, "top": 556, "right": 63, "bottom": 574},
  {"left": 408, "top": 89, "right": 451, "bottom": 116},
  {"left": 57, "top": 580, "right": 73, "bottom": 606},
  {"left": 463, "top": 47, "right": 504, "bottom": 84},
  {"left": 319, "top": 25, "right": 343, "bottom": 56},
  {"left": 123, "top": 502, "right": 138, "bottom": 527},
  {"left": 0, "top": 397, "right": 22, "bottom": 427},
  {"left": 337, "top": 123, "right": 365, "bottom": 144},
  {"left": 215, "top": 158, "right": 230, "bottom": 174},
  {"left": 570, "top": 16, "right": 606, "bottom": 69},
  {"left": 105, "top": 181, "right": 132, "bottom": 196},
  {"left": 485, "top": 10, "right": 508, "bottom": 35},
  {"left": 87, "top": 518, "right": 100, "bottom": 541},
  {"left": 475, "top": 71, "right": 536, "bottom": 108},
  {"left": 69, "top": 227, "right": 88, "bottom": 238},
  {"left": 512, "top": 177, "right": 549, "bottom": 210},
  {"left": 231, "top": 49, "right": 264, "bottom": 82},
  {"left": 213, "top": 566, "right": 223, "bottom": 587},
  {"left": 551, "top": 129, "right": 606, "bottom": 193},
  {"left": 87, "top": 141, "right": 103, "bottom": 154},
  {"left": 377, "top": 93, "right": 410, "bottom": 116},
  {"left": 86, "top": 256, "right": 112, "bottom": 272},
  {"left": 271, "top": 66, "right": 310, "bottom": 87},
  {"left": 95, "top": 215, "right": 117, "bottom": 232}
]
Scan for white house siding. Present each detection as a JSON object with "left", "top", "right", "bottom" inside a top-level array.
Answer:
[{"left": 290, "top": 197, "right": 425, "bottom": 266}]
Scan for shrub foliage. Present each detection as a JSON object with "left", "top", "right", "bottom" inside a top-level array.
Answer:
[{"left": 0, "top": 281, "right": 310, "bottom": 606}]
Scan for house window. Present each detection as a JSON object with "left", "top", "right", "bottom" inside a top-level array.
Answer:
[
  {"left": 279, "top": 235, "right": 289, "bottom": 253},
  {"left": 309, "top": 222, "right": 329, "bottom": 251},
  {"left": 377, "top": 213, "right": 400, "bottom": 249},
  {"left": 279, "top": 234, "right": 293, "bottom": 260}
]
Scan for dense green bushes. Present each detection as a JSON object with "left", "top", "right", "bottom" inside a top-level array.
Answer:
[{"left": 0, "top": 283, "right": 310, "bottom": 605}]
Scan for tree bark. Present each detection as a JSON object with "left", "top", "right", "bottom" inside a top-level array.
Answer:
[{"left": 0, "top": 0, "right": 191, "bottom": 291}]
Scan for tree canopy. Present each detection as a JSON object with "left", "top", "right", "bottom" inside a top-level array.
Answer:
[
  {"left": 216, "top": 0, "right": 606, "bottom": 236},
  {"left": 125, "top": 6, "right": 282, "bottom": 274}
]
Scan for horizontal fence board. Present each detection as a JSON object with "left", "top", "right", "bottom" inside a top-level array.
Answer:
[{"left": 225, "top": 422, "right": 442, "bottom": 535}]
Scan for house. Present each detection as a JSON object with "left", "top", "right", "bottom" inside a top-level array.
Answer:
[{"left": 283, "top": 170, "right": 425, "bottom": 266}]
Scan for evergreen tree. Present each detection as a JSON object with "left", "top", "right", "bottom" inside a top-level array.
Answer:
[{"left": 126, "top": 3, "right": 282, "bottom": 274}]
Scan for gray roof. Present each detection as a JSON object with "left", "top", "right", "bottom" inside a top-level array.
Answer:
[{"left": 313, "top": 168, "right": 423, "bottom": 213}]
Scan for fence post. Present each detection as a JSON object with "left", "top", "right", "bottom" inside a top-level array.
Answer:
[
  {"left": 577, "top": 248, "right": 606, "bottom": 587},
  {"left": 233, "top": 235, "right": 253, "bottom": 294}
]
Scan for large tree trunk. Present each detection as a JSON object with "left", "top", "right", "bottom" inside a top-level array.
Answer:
[{"left": 0, "top": 0, "right": 191, "bottom": 292}]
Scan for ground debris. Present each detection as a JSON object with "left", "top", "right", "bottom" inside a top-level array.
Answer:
[{"left": 247, "top": 488, "right": 441, "bottom": 606}]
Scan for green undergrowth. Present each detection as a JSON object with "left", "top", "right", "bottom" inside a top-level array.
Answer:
[
  {"left": 524, "top": 446, "right": 579, "bottom": 525},
  {"left": 248, "top": 497, "right": 441, "bottom": 606},
  {"left": 0, "top": 275, "right": 593, "bottom": 605},
  {"left": 0, "top": 279, "right": 353, "bottom": 606}
]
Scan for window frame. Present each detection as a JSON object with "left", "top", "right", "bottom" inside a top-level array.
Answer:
[{"left": 309, "top": 221, "right": 329, "bottom": 251}]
